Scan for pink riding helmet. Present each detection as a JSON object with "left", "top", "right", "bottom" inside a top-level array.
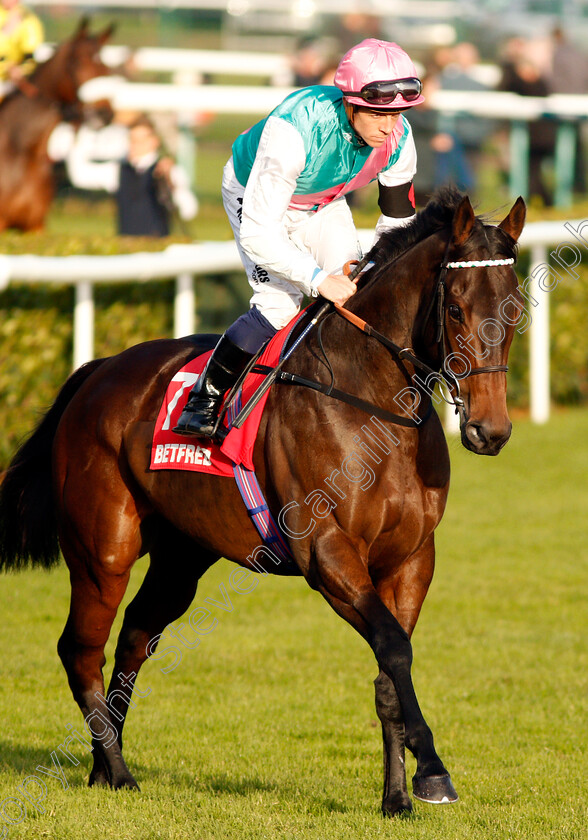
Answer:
[{"left": 334, "top": 38, "right": 425, "bottom": 109}]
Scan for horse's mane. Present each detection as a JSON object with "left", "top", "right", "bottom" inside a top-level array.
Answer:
[
  {"left": 29, "top": 37, "right": 69, "bottom": 85},
  {"left": 366, "top": 185, "right": 518, "bottom": 270}
]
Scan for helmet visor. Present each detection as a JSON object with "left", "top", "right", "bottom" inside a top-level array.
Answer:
[{"left": 342, "top": 77, "right": 422, "bottom": 105}]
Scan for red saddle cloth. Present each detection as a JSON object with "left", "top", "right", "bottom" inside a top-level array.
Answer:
[{"left": 150, "top": 321, "right": 293, "bottom": 476}]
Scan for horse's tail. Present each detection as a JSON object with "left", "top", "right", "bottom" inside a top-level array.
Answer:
[{"left": 0, "top": 359, "right": 107, "bottom": 572}]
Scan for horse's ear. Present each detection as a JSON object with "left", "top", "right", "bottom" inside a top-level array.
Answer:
[
  {"left": 452, "top": 196, "right": 476, "bottom": 246},
  {"left": 498, "top": 196, "right": 526, "bottom": 243},
  {"left": 97, "top": 23, "right": 116, "bottom": 46},
  {"left": 74, "top": 15, "right": 90, "bottom": 40}
]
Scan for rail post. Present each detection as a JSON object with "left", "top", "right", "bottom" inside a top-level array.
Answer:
[
  {"left": 174, "top": 272, "right": 195, "bottom": 338},
  {"left": 73, "top": 280, "right": 95, "bottom": 370},
  {"left": 554, "top": 120, "right": 577, "bottom": 208},
  {"left": 529, "top": 244, "right": 550, "bottom": 423},
  {"left": 510, "top": 120, "right": 530, "bottom": 200}
]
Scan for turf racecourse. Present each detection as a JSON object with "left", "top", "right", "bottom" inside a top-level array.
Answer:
[{"left": 0, "top": 408, "right": 586, "bottom": 840}]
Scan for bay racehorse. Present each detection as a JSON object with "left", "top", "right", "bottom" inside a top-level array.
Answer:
[
  {"left": 0, "top": 18, "right": 113, "bottom": 232},
  {"left": 0, "top": 188, "right": 525, "bottom": 816}
]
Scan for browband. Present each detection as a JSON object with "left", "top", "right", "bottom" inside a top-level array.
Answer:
[{"left": 443, "top": 258, "right": 515, "bottom": 269}]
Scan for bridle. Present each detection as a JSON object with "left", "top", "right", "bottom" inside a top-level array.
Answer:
[
  {"left": 429, "top": 247, "right": 515, "bottom": 423},
  {"left": 13, "top": 75, "right": 41, "bottom": 99},
  {"left": 333, "top": 244, "right": 516, "bottom": 428}
]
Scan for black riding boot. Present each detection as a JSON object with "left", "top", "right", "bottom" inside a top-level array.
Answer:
[{"left": 173, "top": 335, "right": 254, "bottom": 437}]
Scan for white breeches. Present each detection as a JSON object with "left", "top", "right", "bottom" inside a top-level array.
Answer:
[{"left": 222, "top": 158, "right": 361, "bottom": 330}]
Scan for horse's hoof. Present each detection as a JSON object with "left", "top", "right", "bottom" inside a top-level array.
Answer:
[
  {"left": 412, "top": 773, "right": 458, "bottom": 804},
  {"left": 88, "top": 769, "right": 110, "bottom": 787},
  {"left": 89, "top": 768, "right": 140, "bottom": 791},
  {"left": 113, "top": 776, "right": 140, "bottom": 792},
  {"left": 382, "top": 795, "right": 413, "bottom": 818}
]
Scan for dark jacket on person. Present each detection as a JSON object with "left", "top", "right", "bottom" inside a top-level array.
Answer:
[
  {"left": 498, "top": 66, "right": 556, "bottom": 153},
  {"left": 116, "top": 160, "right": 170, "bottom": 237}
]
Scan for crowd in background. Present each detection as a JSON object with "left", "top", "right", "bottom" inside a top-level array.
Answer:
[{"left": 2, "top": 2, "right": 588, "bottom": 236}]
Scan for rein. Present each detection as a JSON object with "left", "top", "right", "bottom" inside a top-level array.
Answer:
[{"left": 330, "top": 249, "right": 515, "bottom": 428}]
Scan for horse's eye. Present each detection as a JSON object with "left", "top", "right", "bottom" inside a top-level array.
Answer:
[{"left": 448, "top": 304, "right": 463, "bottom": 322}]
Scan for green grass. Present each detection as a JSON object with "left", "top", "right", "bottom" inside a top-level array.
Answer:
[{"left": 0, "top": 409, "right": 587, "bottom": 839}]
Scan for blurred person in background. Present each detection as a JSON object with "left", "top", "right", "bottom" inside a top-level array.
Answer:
[
  {"left": 175, "top": 38, "right": 423, "bottom": 437},
  {"left": 406, "top": 71, "right": 473, "bottom": 205},
  {"left": 48, "top": 108, "right": 137, "bottom": 198},
  {"left": 0, "top": 0, "right": 43, "bottom": 91},
  {"left": 436, "top": 42, "right": 494, "bottom": 194},
  {"left": 498, "top": 38, "right": 556, "bottom": 206},
  {"left": 64, "top": 113, "right": 198, "bottom": 237},
  {"left": 329, "top": 12, "right": 383, "bottom": 53},
  {"left": 548, "top": 25, "right": 588, "bottom": 196},
  {"left": 290, "top": 37, "right": 329, "bottom": 87},
  {"left": 549, "top": 25, "right": 588, "bottom": 93}
]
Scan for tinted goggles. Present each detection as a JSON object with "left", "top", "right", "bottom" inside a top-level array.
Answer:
[{"left": 343, "top": 77, "right": 422, "bottom": 105}]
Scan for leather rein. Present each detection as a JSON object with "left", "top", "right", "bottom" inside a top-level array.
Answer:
[{"left": 280, "top": 247, "right": 515, "bottom": 430}]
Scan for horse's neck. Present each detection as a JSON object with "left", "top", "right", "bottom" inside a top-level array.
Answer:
[
  {"left": 308, "top": 234, "right": 446, "bottom": 394},
  {"left": 0, "top": 74, "right": 60, "bottom": 148},
  {"left": 31, "top": 48, "right": 73, "bottom": 101},
  {"left": 351, "top": 233, "right": 445, "bottom": 349}
]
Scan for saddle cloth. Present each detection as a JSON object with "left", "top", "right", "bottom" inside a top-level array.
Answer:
[{"left": 150, "top": 316, "right": 296, "bottom": 476}]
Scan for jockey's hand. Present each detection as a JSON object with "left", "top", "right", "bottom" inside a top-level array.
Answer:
[{"left": 317, "top": 273, "right": 357, "bottom": 307}]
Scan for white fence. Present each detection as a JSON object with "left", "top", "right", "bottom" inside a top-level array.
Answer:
[
  {"left": 1, "top": 218, "right": 582, "bottom": 424},
  {"left": 0, "top": 241, "right": 239, "bottom": 369}
]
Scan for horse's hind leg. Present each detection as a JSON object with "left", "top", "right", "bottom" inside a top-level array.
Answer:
[
  {"left": 57, "top": 529, "right": 142, "bottom": 790},
  {"left": 89, "top": 523, "right": 218, "bottom": 787}
]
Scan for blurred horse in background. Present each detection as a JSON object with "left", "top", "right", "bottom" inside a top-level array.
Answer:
[{"left": 0, "top": 17, "right": 114, "bottom": 232}]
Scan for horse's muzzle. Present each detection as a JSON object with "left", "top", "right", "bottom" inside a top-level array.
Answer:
[{"left": 461, "top": 418, "right": 512, "bottom": 456}]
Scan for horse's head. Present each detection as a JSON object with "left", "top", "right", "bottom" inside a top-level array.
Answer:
[
  {"left": 33, "top": 17, "right": 114, "bottom": 113},
  {"left": 440, "top": 195, "right": 526, "bottom": 455},
  {"left": 342, "top": 188, "right": 526, "bottom": 457}
]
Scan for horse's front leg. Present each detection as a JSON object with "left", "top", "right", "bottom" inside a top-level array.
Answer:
[
  {"left": 373, "top": 534, "right": 457, "bottom": 813},
  {"left": 310, "top": 529, "right": 456, "bottom": 813},
  {"left": 374, "top": 669, "right": 411, "bottom": 815}
]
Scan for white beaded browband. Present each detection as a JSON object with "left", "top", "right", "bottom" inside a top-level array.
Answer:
[{"left": 443, "top": 258, "right": 515, "bottom": 269}]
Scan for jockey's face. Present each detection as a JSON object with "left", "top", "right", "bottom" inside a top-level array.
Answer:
[{"left": 351, "top": 107, "right": 402, "bottom": 148}]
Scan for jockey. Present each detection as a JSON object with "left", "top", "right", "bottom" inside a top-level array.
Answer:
[
  {"left": 0, "top": 0, "right": 43, "bottom": 84},
  {"left": 175, "top": 38, "right": 424, "bottom": 437}
]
